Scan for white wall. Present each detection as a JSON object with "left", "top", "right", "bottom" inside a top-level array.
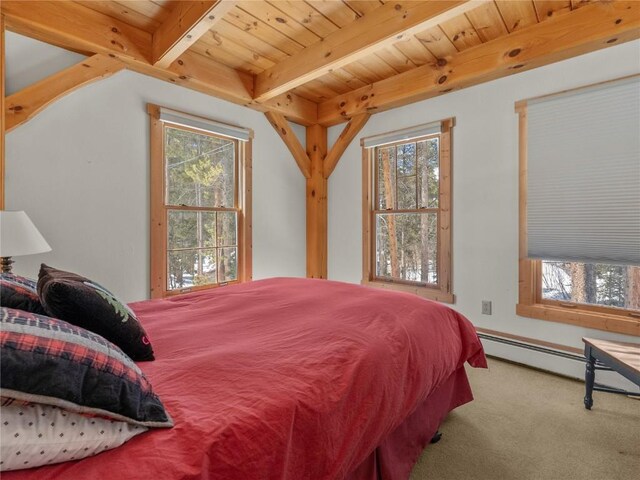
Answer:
[
  {"left": 6, "top": 34, "right": 306, "bottom": 303},
  {"left": 328, "top": 40, "right": 640, "bottom": 381}
]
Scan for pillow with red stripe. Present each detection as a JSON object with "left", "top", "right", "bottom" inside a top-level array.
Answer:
[
  {"left": 0, "top": 274, "right": 46, "bottom": 315},
  {"left": 0, "top": 307, "right": 172, "bottom": 428}
]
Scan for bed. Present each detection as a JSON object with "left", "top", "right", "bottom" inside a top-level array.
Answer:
[{"left": 4, "top": 277, "right": 486, "bottom": 480}]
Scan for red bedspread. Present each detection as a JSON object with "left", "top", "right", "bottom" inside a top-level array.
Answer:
[{"left": 7, "top": 278, "right": 485, "bottom": 479}]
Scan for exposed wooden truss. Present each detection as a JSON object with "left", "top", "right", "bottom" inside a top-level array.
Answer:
[
  {"left": 253, "top": 0, "right": 487, "bottom": 101},
  {"left": 5, "top": 54, "right": 124, "bottom": 132},
  {"left": 323, "top": 113, "right": 370, "bottom": 178},
  {"left": 264, "top": 111, "right": 311, "bottom": 179},
  {"left": 265, "top": 112, "right": 370, "bottom": 277},
  {"left": 152, "top": 1, "right": 236, "bottom": 68},
  {"left": 3, "top": 1, "right": 637, "bottom": 127},
  {"left": 0, "top": 0, "right": 316, "bottom": 125},
  {"left": 318, "top": 1, "right": 640, "bottom": 125}
]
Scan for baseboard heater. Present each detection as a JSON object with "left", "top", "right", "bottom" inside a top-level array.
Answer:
[{"left": 475, "top": 328, "right": 586, "bottom": 363}]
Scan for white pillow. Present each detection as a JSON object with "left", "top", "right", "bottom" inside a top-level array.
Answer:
[{"left": 1, "top": 400, "right": 147, "bottom": 471}]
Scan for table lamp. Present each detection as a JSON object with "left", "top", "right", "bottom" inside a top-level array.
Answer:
[{"left": 0, "top": 211, "right": 51, "bottom": 273}]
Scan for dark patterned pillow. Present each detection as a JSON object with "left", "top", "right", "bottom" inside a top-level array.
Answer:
[
  {"left": 0, "top": 273, "right": 46, "bottom": 315},
  {"left": 0, "top": 307, "right": 172, "bottom": 428},
  {"left": 37, "top": 264, "right": 154, "bottom": 361}
]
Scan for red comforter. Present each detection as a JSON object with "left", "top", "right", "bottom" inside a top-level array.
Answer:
[{"left": 7, "top": 278, "right": 485, "bottom": 479}]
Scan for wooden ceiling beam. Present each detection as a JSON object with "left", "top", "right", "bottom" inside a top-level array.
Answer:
[
  {"left": 318, "top": 1, "right": 640, "bottom": 126},
  {"left": 264, "top": 111, "right": 311, "bottom": 179},
  {"left": 152, "top": 1, "right": 236, "bottom": 68},
  {"left": 0, "top": 1, "right": 317, "bottom": 125},
  {"left": 323, "top": 113, "right": 370, "bottom": 178},
  {"left": 253, "top": 0, "right": 485, "bottom": 101},
  {"left": 5, "top": 54, "right": 124, "bottom": 132}
]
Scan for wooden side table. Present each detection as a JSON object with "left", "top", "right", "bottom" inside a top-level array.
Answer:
[{"left": 582, "top": 338, "right": 640, "bottom": 410}]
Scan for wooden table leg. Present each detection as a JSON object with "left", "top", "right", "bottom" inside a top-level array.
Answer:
[{"left": 584, "top": 346, "right": 595, "bottom": 410}]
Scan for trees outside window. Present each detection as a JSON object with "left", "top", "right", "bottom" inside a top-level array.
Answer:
[
  {"left": 148, "top": 105, "right": 252, "bottom": 298},
  {"left": 541, "top": 262, "right": 640, "bottom": 311},
  {"left": 362, "top": 119, "right": 453, "bottom": 303}
]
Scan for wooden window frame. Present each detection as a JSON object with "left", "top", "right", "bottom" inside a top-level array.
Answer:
[
  {"left": 148, "top": 104, "right": 252, "bottom": 299},
  {"left": 361, "top": 118, "right": 454, "bottom": 304},
  {"left": 516, "top": 102, "right": 640, "bottom": 337}
]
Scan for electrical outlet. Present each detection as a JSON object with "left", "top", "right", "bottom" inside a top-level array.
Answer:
[{"left": 482, "top": 300, "right": 492, "bottom": 315}]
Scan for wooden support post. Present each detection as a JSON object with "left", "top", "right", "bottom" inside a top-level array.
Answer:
[{"left": 306, "top": 124, "right": 327, "bottom": 279}]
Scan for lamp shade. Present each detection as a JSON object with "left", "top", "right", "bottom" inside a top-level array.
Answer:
[{"left": 0, "top": 211, "right": 51, "bottom": 257}]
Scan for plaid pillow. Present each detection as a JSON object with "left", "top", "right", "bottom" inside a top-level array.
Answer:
[
  {"left": 0, "top": 308, "right": 172, "bottom": 428},
  {"left": 0, "top": 274, "right": 46, "bottom": 315},
  {"left": 37, "top": 264, "right": 154, "bottom": 361}
]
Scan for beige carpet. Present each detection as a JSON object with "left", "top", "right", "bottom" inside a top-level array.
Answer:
[{"left": 410, "top": 358, "right": 640, "bottom": 480}]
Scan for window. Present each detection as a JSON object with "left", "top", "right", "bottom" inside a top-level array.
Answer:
[
  {"left": 148, "top": 105, "right": 252, "bottom": 298},
  {"left": 361, "top": 119, "right": 453, "bottom": 303},
  {"left": 517, "top": 76, "right": 640, "bottom": 335}
]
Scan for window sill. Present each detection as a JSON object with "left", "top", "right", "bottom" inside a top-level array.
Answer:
[
  {"left": 362, "top": 279, "right": 455, "bottom": 304},
  {"left": 516, "top": 303, "right": 640, "bottom": 336}
]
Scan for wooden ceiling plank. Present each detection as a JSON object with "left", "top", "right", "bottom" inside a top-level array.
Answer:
[
  {"left": 318, "top": 1, "right": 640, "bottom": 126},
  {"left": 344, "top": 1, "right": 384, "bottom": 17},
  {"left": 358, "top": 54, "right": 401, "bottom": 77},
  {"left": 494, "top": 0, "right": 538, "bottom": 33},
  {"left": 236, "top": 1, "right": 321, "bottom": 47},
  {"left": 375, "top": 47, "right": 416, "bottom": 74},
  {"left": 464, "top": 2, "right": 509, "bottom": 42},
  {"left": 254, "top": 1, "right": 487, "bottom": 101},
  {"left": 291, "top": 85, "right": 324, "bottom": 104},
  {"left": 264, "top": 111, "right": 311, "bottom": 178},
  {"left": 268, "top": 0, "right": 341, "bottom": 38},
  {"left": 76, "top": 1, "right": 162, "bottom": 33},
  {"left": 328, "top": 68, "right": 369, "bottom": 90},
  {"left": 414, "top": 25, "right": 459, "bottom": 58},
  {"left": 439, "top": 12, "right": 483, "bottom": 51},
  {"left": 534, "top": 1, "right": 573, "bottom": 22},
  {"left": 152, "top": 0, "right": 237, "bottom": 68},
  {"left": 305, "top": 0, "right": 360, "bottom": 28},
  {"left": 1, "top": 1, "right": 316, "bottom": 125},
  {"left": 194, "top": 29, "right": 277, "bottom": 73},
  {"left": 216, "top": 19, "right": 290, "bottom": 63},
  {"left": 571, "top": 0, "right": 593, "bottom": 9},
  {"left": 342, "top": 61, "right": 388, "bottom": 84},
  {"left": 392, "top": 35, "right": 437, "bottom": 66},
  {"left": 313, "top": 72, "right": 356, "bottom": 95},
  {"left": 122, "top": 0, "right": 175, "bottom": 21},
  {"left": 5, "top": 54, "right": 124, "bottom": 132},
  {"left": 323, "top": 113, "right": 371, "bottom": 178},
  {"left": 224, "top": 5, "right": 305, "bottom": 55}
]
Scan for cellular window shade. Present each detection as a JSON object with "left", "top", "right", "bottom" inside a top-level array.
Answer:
[
  {"left": 159, "top": 108, "right": 251, "bottom": 142},
  {"left": 362, "top": 121, "right": 441, "bottom": 148},
  {"left": 526, "top": 76, "right": 640, "bottom": 265}
]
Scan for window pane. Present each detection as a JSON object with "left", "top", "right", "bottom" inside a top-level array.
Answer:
[
  {"left": 417, "top": 137, "right": 439, "bottom": 208},
  {"left": 397, "top": 175, "right": 417, "bottom": 209},
  {"left": 168, "top": 249, "right": 216, "bottom": 290},
  {"left": 375, "top": 212, "right": 438, "bottom": 284},
  {"left": 218, "top": 247, "right": 237, "bottom": 283},
  {"left": 396, "top": 143, "right": 416, "bottom": 176},
  {"left": 217, "top": 211, "right": 237, "bottom": 247},
  {"left": 165, "top": 126, "right": 235, "bottom": 208},
  {"left": 377, "top": 146, "right": 396, "bottom": 209},
  {"left": 168, "top": 210, "right": 216, "bottom": 249},
  {"left": 542, "top": 261, "right": 640, "bottom": 311}
]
